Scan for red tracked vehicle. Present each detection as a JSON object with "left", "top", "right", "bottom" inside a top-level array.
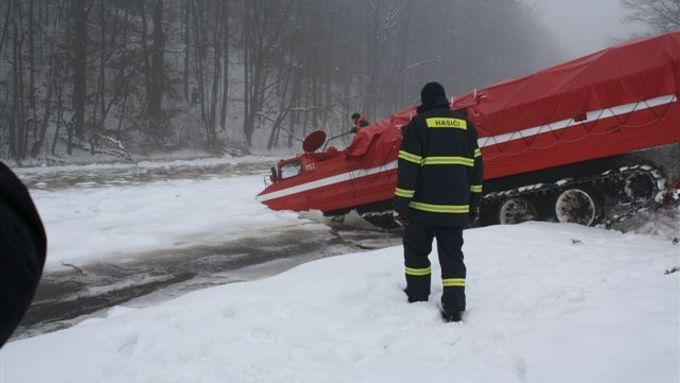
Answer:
[{"left": 257, "top": 32, "right": 680, "bottom": 227}]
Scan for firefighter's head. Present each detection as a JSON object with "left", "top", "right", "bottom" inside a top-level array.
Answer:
[
  {"left": 420, "top": 81, "right": 447, "bottom": 104},
  {"left": 351, "top": 112, "right": 365, "bottom": 126}
]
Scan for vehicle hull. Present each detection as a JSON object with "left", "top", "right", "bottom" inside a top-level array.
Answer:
[{"left": 258, "top": 32, "right": 680, "bottom": 218}]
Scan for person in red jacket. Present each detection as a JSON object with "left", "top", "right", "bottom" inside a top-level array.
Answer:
[
  {"left": 0, "top": 162, "right": 47, "bottom": 347},
  {"left": 393, "top": 82, "right": 483, "bottom": 322},
  {"left": 350, "top": 112, "right": 370, "bottom": 134}
]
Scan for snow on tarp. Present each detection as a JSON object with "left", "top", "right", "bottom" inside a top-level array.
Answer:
[{"left": 453, "top": 32, "right": 680, "bottom": 137}]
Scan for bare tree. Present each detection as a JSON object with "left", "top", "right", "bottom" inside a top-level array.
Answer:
[
  {"left": 622, "top": 0, "right": 680, "bottom": 34},
  {"left": 363, "top": 0, "right": 411, "bottom": 117},
  {"left": 143, "top": 0, "right": 167, "bottom": 135},
  {"left": 242, "top": 0, "right": 295, "bottom": 146}
]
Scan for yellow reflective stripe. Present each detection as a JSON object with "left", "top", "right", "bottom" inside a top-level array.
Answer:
[
  {"left": 409, "top": 201, "right": 469, "bottom": 214},
  {"left": 474, "top": 148, "right": 482, "bottom": 158},
  {"left": 470, "top": 184, "right": 483, "bottom": 193},
  {"left": 426, "top": 118, "right": 467, "bottom": 130},
  {"left": 442, "top": 278, "right": 465, "bottom": 287},
  {"left": 405, "top": 266, "right": 432, "bottom": 276},
  {"left": 398, "top": 150, "right": 423, "bottom": 165},
  {"left": 394, "top": 187, "right": 415, "bottom": 198},
  {"left": 422, "top": 156, "right": 474, "bottom": 167}
]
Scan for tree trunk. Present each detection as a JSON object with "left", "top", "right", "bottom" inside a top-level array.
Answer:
[
  {"left": 0, "top": 2, "right": 11, "bottom": 57},
  {"left": 183, "top": 0, "right": 190, "bottom": 101},
  {"left": 190, "top": 0, "right": 207, "bottom": 137},
  {"left": 31, "top": 55, "right": 56, "bottom": 158},
  {"left": 219, "top": 0, "right": 230, "bottom": 133},
  {"left": 72, "top": 0, "right": 87, "bottom": 141},
  {"left": 207, "top": 1, "right": 222, "bottom": 148},
  {"left": 9, "top": 0, "right": 20, "bottom": 159},
  {"left": 148, "top": 0, "right": 166, "bottom": 134},
  {"left": 94, "top": 0, "right": 107, "bottom": 129},
  {"left": 242, "top": 0, "right": 252, "bottom": 145}
]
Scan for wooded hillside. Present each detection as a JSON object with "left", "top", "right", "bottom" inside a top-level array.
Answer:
[{"left": 0, "top": 0, "right": 561, "bottom": 161}]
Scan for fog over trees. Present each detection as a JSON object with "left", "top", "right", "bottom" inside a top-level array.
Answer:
[{"left": 0, "top": 0, "right": 564, "bottom": 161}]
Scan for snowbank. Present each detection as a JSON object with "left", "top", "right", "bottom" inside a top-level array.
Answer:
[
  {"left": 613, "top": 204, "right": 680, "bottom": 242},
  {"left": 3, "top": 222, "right": 678, "bottom": 383}
]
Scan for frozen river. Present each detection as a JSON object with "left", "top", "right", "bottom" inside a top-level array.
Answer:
[{"left": 12, "top": 156, "right": 400, "bottom": 339}]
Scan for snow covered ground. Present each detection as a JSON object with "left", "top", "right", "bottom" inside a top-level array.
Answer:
[
  {"left": 2, "top": 222, "right": 678, "bottom": 383},
  {"left": 3, "top": 157, "right": 678, "bottom": 382}
]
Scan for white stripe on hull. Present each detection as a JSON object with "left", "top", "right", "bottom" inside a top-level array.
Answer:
[{"left": 478, "top": 94, "right": 677, "bottom": 148}]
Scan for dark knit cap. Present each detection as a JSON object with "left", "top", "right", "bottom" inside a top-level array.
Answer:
[{"left": 420, "top": 81, "right": 446, "bottom": 104}]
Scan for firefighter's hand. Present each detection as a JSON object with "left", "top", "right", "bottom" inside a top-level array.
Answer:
[
  {"left": 468, "top": 206, "right": 480, "bottom": 226},
  {"left": 393, "top": 211, "right": 409, "bottom": 227},
  {"left": 350, "top": 126, "right": 359, "bottom": 134}
]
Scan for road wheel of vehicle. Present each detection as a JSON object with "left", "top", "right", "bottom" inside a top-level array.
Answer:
[
  {"left": 623, "top": 172, "right": 656, "bottom": 202},
  {"left": 498, "top": 197, "right": 539, "bottom": 225},
  {"left": 554, "top": 187, "right": 602, "bottom": 226}
]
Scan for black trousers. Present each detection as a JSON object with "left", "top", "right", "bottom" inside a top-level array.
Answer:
[{"left": 403, "top": 222, "right": 466, "bottom": 311}]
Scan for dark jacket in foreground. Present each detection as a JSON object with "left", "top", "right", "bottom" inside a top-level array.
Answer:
[
  {"left": 0, "top": 162, "right": 47, "bottom": 347},
  {"left": 394, "top": 97, "right": 484, "bottom": 226}
]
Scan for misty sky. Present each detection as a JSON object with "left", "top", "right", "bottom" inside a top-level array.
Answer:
[{"left": 525, "top": 0, "right": 645, "bottom": 58}]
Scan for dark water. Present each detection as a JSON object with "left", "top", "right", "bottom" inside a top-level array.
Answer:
[{"left": 15, "top": 226, "right": 399, "bottom": 340}]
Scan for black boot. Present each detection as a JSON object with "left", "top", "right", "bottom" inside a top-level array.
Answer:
[
  {"left": 441, "top": 304, "right": 463, "bottom": 322},
  {"left": 403, "top": 288, "right": 428, "bottom": 303},
  {"left": 409, "top": 295, "right": 429, "bottom": 303},
  {"left": 404, "top": 274, "right": 431, "bottom": 303}
]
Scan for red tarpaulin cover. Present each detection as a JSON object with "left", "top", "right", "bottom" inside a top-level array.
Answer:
[
  {"left": 343, "top": 32, "right": 680, "bottom": 181},
  {"left": 453, "top": 32, "right": 680, "bottom": 138}
]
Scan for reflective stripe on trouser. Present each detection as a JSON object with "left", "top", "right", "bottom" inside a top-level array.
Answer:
[
  {"left": 403, "top": 222, "right": 466, "bottom": 310},
  {"left": 442, "top": 278, "right": 465, "bottom": 287},
  {"left": 394, "top": 187, "right": 415, "bottom": 198},
  {"left": 404, "top": 266, "right": 432, "bottom": 300},
  {"left": 409, "top": 201, "right": 469, "bottom": 214},
  {"left": 405, "top": 266, "right": 431, "bottom": 276}
]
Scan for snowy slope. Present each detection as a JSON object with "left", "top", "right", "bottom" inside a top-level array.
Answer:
[{"left": 2, "top": 222, "right": 678, "bottom": 383}]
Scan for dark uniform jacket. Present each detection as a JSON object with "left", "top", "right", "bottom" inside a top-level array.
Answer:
[
  {"left": 0, "top": 162, "right": 46, "bottom": 347},
  {"left": 394, "top": 97, "right": 484, "bottom": 227}
]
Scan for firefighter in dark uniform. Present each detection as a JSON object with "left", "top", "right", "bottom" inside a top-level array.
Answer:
[
  {"left": 0, "top": 162, "right": 47, "bottom": 347},
  {"left": 350, "top": 112, "right": 370, "bottom": 134},
  {"left": 393, "top": 82, "right": 483, "bottom": 322}
]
